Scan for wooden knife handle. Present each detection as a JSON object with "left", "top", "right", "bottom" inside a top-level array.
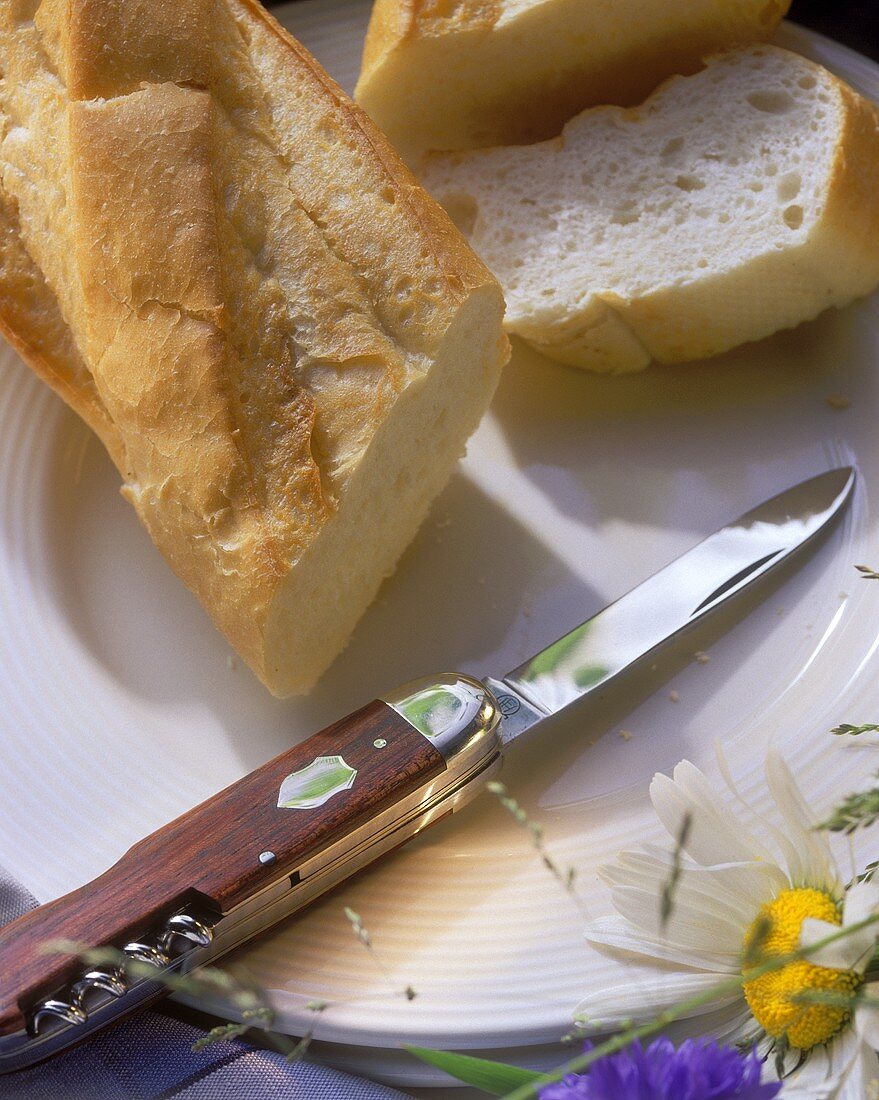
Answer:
[{"left": 0, "top": 681, "right": 501, "bottom": 1041}]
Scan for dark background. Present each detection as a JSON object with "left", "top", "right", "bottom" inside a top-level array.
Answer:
[{"left": 793, "top": 0, "right": 879, "bottom": 60}]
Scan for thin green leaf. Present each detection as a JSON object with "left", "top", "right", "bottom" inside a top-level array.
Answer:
[
  {"left": 820, "top": 777, "right": 879, "bottom": 834},
  {"left": 407, "top": 1047, "right": 542, "bottom": 1095},
  {"left": 344, "top": 906, "right": 371, "bottom": 949},
  {"left": 791, "top": 988, "right": 859, "bottom": 1009},
  {"left": 486, "top": 782, "right": 585, "bottom": 917},
  {"left": 742, "top": 913, "right": 774, "bottom": 968},
  {"left": 831, "top": 723, "right": 879, "bottom": 737},
  {"left": 660, "top": 812, "right": 691, "bottom": 930},
  {"left": 191, "top": 1020, "right": 254, "bottom": 1051}
]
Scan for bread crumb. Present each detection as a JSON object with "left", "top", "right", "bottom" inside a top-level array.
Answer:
[
  {"left": 618, "top": 728, "right": 633, "bottom": 741},
  {"left": 776, "top": 607, "right": 785, "bottom": 616},
  {"left": 668, "top": 690, "right": 680, "bottom": 703},
  {"left": 649, "top": 663, "right": 658, "bottom": 672},
  {"left": 825, "top": 394, "right": 852, "bottom": 410},
  {"left": 694, "top": 651, "right": 710, "bottom": 664},
  {"left": 839, "top": 592, "right": 849, "bottom": 600},
  {"left": 226, "top": 654, "right": 237, "bottom": 671}
]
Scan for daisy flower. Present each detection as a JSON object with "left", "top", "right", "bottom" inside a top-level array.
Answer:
[{"left": 577, "top": 752, "right": 879, "bottom": 1098}]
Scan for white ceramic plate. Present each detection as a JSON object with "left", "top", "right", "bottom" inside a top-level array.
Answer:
[{"left": 1, "top": 7, "right": 879, "bottom": 1088}]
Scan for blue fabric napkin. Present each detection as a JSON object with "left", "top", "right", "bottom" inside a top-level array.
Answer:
[{"left": 0, "top": 867, "right": 411, "bottom": 1099}]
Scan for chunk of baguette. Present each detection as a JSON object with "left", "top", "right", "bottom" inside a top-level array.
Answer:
[
  {"left": 0, "top": 0, "right": 508, "bottom": 695},
  {"left": 420, "top": 46, "right": 879, "bottom": 372},
  {"left": 356, "top": 0, "right": 791, "bottom": 161}
]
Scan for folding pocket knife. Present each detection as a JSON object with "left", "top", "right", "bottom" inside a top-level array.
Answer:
[{"left": 0, "top": 466, "right": 855, "bottom": 1071}]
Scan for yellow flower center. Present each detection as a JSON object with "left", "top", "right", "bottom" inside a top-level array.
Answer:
[{"left": 742, "top": 887, "right": 859, "bottom": 1050}]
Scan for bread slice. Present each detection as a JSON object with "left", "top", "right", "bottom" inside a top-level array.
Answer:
[
  {"left": 420, "top": 46, "right": 879, "bottom": 373},
  {"left": 0, "top": 0, "right": 508, "bottom": 695},
  {"left": 355, "top": 0, "right": 791, "bottom": 161}
]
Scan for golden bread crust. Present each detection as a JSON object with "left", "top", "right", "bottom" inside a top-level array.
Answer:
[
  {"left": 66, "top": 0, "right": 212, "bottom": 98},
  {"left": 357, "top": 0, "right": 793, "bottom": 156},
  {"left": 237, "top": 0, "right": 495, "bottom": 324},
  {"left": 0, "top": 188, "right": 125, "bottom": 467},
  {"left": 0, "top": 0, "right": 507, "bottom": 691},
  {"left": 819, "top": 78, "right": 879, "bottom": 280}
]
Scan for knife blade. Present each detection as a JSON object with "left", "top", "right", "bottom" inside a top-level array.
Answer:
[
  {"left": 483, "top": 465, "right": 857, "bottom": 743},
  {"left": 0, "top": 466, "right": 854, "bottom": 1071}
]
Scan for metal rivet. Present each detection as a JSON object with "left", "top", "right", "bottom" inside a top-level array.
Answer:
[
  {"left": 30, "top": 999, "right": 87, "bottom": 1036},
  {"left": 373, "top": 738, "right": 387, "bottom": 749},
  {"left": 122, "top": 941, "right": 170, "bottom": 969},
  {"left": 259, "top": 850, "right": 276, "bottom": 866},
  {"left": 160, "top": 913, "right": 214, "bottom": 951}
]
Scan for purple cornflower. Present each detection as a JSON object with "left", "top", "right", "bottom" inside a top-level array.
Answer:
[{"left": 539, "top": 1038, "right": 782, "bottom": 1100}]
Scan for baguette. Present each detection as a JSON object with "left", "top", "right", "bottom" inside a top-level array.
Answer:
[
  {"left": 420, "top": 46, "right": 879, "bottom": 372},
  {"left": 0, "top": 0, "right": 508, "bottom": 695},
  {"left": 356, "top": 0, "right": 791, "bottom": 161}
]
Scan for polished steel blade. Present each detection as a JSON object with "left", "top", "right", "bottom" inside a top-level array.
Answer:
[{"left": 484, "top": 467, "right": 855, "bottom": 745}]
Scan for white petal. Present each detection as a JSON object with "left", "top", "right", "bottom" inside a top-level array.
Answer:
[
  {"left": 669, "top": 858, "right": 789, "bottom": 906},
  {"left": 584, "top": 915, "right": 738, "bottom": 972},
  {"left": 600, "top": 848, "right": 786, "bottom": 908},
  {"left": 764, "top": 750, "right": 840, "bottom": 891},
  {"left": 702, "top": 1004, "right": 762, "bottom": 1048},
  {"left": 753, "top": 1023, "right": 869, "bottom": 1099},
  {"left": 769, "top": 1078, "right": 830, "bottom": 1099},
  {"left": 656, "top": 1001, "right": 761, "bottom": 1050},
  {"left": 715, "top": 745, "right": 839, "bottom": 894},
  {"left": 843, "top": 879, "right": 879, "bottom": 925},
  {"left": 800, "top": 917, "right": 873, "bottom": 972},
  {"left": 596, "top": 845, "right": 789, "bottom": 966},
  {"left": 797, "top": 880, "right": 879, "bottom": 974},
  {"left": 856, "top": 982, "right": 879, "bottom": 1048},
  {"left": 774, "top": 1035, "right": 848, "bottom": 1098},
  {"left": 655, "top": 863, "right": 779, "bottom": 930},
  {"left": 610, "top": 884, "right": 746, "bottom": 956},
  {"left": 599, "top": 848, "right": 679, "bottom": 892},
  {"left": 779, "top": 1029, "right": 877, "bottom": 1100},
  {"left": 573, "top": 970, "right": 742, "bottom": 1028},
  {"left": 829, "top": 1038, "right": 879, "bottom": 1100},
  {"left": 714, "top": 745, "right": 802, "bottom": 871},
  {"left": 754, "top": 1033, "right": 776, "bottom": 1063},
  {"left": 650, "top": 762, "right": 766, "bottom": 867},
  {"left": 599, "top": 859, "right": 784, "bottom": 967}
]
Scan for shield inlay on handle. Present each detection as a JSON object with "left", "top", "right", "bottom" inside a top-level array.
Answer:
[{"left": 277, "top": 755, "right": 358, "bottom": 810}]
